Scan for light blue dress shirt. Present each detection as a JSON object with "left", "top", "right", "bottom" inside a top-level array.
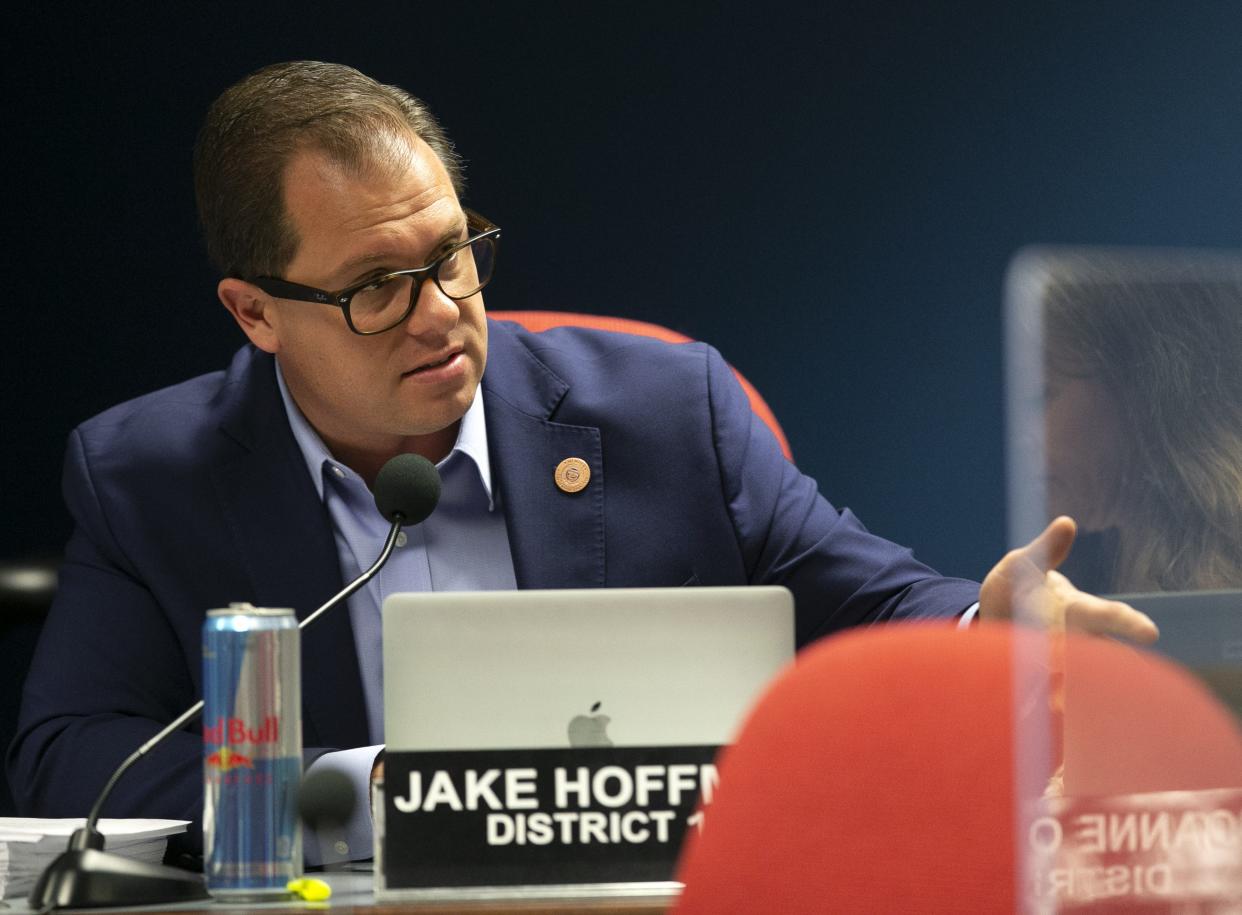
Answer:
[{"left": 276, "top": 363, "right": 516, "bottom": 862}]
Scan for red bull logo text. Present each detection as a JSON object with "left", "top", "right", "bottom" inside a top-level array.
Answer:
[
  {"left": 202, "top": 715, "right": 280, "bottom": 745},
  {"left": 203, "top": 716, "right": 280, "bottom": 782}
]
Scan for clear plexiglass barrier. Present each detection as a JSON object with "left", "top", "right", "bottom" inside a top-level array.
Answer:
[{"left": 1004, "top": 247, "right": 1242, "bottom": 912}]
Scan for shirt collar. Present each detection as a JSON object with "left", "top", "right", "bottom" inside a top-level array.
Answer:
[{"left": 275, "top": 359, "right": 496, "bottom": 510}]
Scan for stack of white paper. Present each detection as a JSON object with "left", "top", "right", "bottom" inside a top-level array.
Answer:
[{"left": 0, "top": 817, "right": 190, "bottom": 900}]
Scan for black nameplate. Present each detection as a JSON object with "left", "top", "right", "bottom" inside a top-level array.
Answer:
[{"left": 382, "top": 745, "right": 720, "bottom": 888}]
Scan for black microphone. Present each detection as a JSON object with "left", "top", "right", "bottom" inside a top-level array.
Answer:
[
  {"left": 374, "top": 452, "right": 442, "bottom": 524},
  {"left": 28, "top": 453, "right": 442, "bottom": 910},
  {"left": 298, "top": 768, "right": 358, "bottom": 868}
]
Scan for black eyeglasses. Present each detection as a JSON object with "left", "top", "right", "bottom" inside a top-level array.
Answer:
[{"left": 247, "top": 210, "right": 501, "bottom": 335}]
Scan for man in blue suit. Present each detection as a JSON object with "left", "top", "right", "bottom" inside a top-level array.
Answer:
[{"left": 7, "top": 62, "right": 1155, "bottom": 860}]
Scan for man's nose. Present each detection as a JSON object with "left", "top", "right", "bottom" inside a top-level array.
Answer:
[{"left": 403, "top": 279, "right": 460, "bottom": 337}]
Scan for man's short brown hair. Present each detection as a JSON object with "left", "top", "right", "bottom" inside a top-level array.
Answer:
[{"left": 193, "top": 61, "right": 464, "bottom": 279}]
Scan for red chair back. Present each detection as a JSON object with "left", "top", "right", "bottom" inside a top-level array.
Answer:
[
  {"left": 491, "top": 310, "right": 793, "bottom": 461},
  {"left": 672, "top": 623, "right": 1242, "bottom": 914},
  {"left": 1060, "top": 633, "right": 1242, "bottom": 795}
]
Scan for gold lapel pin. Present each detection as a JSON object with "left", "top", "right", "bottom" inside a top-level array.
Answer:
[{"left": 554, "top": 457, "right": 591, "bottom": 494}]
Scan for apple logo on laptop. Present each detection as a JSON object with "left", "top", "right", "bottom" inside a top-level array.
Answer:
[{"left": 568, "top": 701, "right": 613, "bottom": 747}]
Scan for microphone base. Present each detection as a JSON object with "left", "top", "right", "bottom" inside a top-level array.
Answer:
[{"left": 28, "top": 847, "right": 210, "bottom": 910}]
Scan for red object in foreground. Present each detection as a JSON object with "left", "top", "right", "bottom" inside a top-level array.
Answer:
[{"left": 673, "top": 623, "right": 1242, "bottom": 914}]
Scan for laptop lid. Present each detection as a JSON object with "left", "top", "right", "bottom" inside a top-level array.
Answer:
[{"left": 381, "top": 586, "right": 794, "bottom": 752}]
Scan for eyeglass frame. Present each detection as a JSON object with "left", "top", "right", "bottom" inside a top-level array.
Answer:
[{"left": 245, "top": 209, "right": 501, "bottom": 336}]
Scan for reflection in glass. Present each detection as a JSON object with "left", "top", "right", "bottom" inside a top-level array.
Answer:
[{"left": 1040, "top": 262, "right": 1242, "bottom": 593}]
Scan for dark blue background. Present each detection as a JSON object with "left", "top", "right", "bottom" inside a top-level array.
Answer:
[{"left": 7, "top": 2, "right": 1242, "bottom": 582}]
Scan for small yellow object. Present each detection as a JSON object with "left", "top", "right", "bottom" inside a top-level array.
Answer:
[{"left": 287, "top": 877, "right": 332, "bottom": 901}]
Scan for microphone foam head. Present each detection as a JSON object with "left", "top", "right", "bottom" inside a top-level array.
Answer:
[
  {"left": 373, "top": 453, "right": 441, "bottom": 525},
  {"left": 298, "top": 768, "right": 357, "bottom": 829}
]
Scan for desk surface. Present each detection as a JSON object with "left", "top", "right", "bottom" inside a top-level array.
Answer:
[{"left": 6, "top": 873, "right": 674, "bottom": 914}]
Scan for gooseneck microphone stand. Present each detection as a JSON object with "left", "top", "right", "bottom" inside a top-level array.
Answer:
[{"left": 28, "top": 454, "right": 440, "bottom": 910}]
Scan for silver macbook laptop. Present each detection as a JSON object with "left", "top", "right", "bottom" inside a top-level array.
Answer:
[{"left": 381, "top": 586, "right": 795, "bottom": 752}]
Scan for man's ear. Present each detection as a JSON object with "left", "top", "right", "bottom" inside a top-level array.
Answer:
[{"left": 219, "top": 278, "right": 280, "bottom": 353}]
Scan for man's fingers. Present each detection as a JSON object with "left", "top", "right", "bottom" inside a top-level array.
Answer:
[
  {"left": 979, "top": 517, "right": 1160, "bottom": 645},
  {"left": 1022, "top": 515, "right": 1078, "bottom": 573},
  {"left": 1064, "top": 594, "right": 1160, "bottom": 645}
]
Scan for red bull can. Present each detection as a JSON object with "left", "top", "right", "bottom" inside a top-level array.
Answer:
[{"left": 202, "top": 604, "right": 301, "bottom": 899}]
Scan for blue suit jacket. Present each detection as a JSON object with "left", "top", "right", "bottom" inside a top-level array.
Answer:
[{"left": 8, "top": 319, "right": 979, "bottom": 853}]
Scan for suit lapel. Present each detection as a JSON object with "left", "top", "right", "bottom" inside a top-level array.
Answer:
[
  {"left": 484, "top": 321, "right": 606, "bottom": 589},
  {"left": 209, "top": 348, "right": 370, "bottom": 749}
]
